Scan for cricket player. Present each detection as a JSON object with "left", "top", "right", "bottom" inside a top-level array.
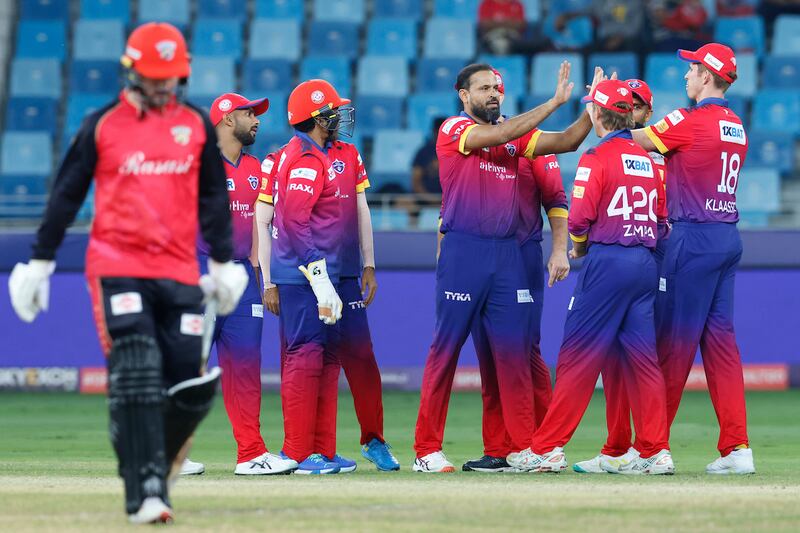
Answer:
[
  {"left": 8, "top": 22, "right": 248, "bottom": 522},
  {"left": 631, "top": 43, "right": 754, "bottom": 474},
  {"left": 573, "top": 78, "right": 670, "bottom": 473},
  {"left": 413, "top": 61, "right": 589, "bottom": 473},
  {"left": 508, "top": 79, "right": 673, "bottom": 475}
]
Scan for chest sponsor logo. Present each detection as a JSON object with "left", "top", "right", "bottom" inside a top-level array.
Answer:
[
  {"left": 180, "top": 313, "right": 204, "bottom": 336},
  {"left": 575, "top": 166, "right": 591, "bottom": 182},
  {"left": 248, "top": 174, "right": 259, "bottom": 190},
  {"left": 332, "top": 159, "right": 345, "bottom": 174},
  {"left": 719, "top": 120, "right": 746, "bottom": 145},
  {"left": 230, "top": 200, "right": 251, "bottom": 213},
  {"left": 505, "top": 143, "right": 516, "bottom": 156},
  {"left": 170, "top": 125, "right": 192, "bottom": 146},
  {"left": 226, "top": 178, "right": 235, "bottom": 191},
  {"left": 251, "top": 304, "right": 264, "bottom": 318},
  {"left": 546, "top": 159, "right": 560, "bottom": 170},
  {"left": 479, "top": 160, "right": 515, "bottom": 180},
  {"left": 119, "top": 152, "right": 194, "bottom": 176},
  {"left": 666, "top": 109, "right": 685, "bottom": 126},
  {"left": 445, "top": 291, "right": 471, "bottom": 302},
  {"left": 289, "top": 167, "right": 317, "bottom": 181},
  {"left": 261, "top": 157, "right": 274, "bottom": 174},
  {"left": 516, "top": 289, "right": 534, "bottom": 303},
  {"left": 441, "top": 117, "right": 469, "bottom": 135},
  {"left": 110, "top": 292, "right": 142, "bottom": 316},
  {"left": 288, "top": 182, "right": 314, "bottom": 194},
  {"left": 621, "top": 154, "right": 654, "bottom": 178}
]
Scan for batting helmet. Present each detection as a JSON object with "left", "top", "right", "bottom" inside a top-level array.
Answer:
[
  {"left": 287, "top": 79, "right": 351, "bottom": 126},
  {"left": 120, "top": 22, "right": 191, "bottom": 79}
]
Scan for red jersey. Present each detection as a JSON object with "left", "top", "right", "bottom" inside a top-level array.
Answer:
[
  {"left": 644, "top": 98, "right": 747, "bottom": 223},
  {"left": 569, "top": 130, "right": 666, "bottom": 249},
  {"left": 516, "top": 154, "right": 567, "bottom": 244},
  {"left": 32, "top": 91, "right": 232, "bottom": 285},
  {"left": 327, "top": 141, "right": 369, "bottom": 278}
]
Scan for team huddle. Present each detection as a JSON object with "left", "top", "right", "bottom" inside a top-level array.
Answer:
[{"left": 6, "top": 20, "right": 754, "bottom": 525}]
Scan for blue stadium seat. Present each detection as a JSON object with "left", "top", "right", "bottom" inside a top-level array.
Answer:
[
  {"left": 521, "top": 0, "right": 542, "bottom": 22},
  {"left": 715, "top": 16, "right": 765, "bottom": 56},
  {"left": 748, "top": 130, "right": 793, "bottom": 175},
  {"left": 371, "top": 129, "right": 425, "bottom": 174},
  {"left": 726, "top": 53, "right": 756, "bottom": 97},
  {"left": 374, "top": 0, "right": 423, "bottom": 19},
  {"left": 300, "top": 57, "right": 352, "bottom": 97},
  {"left": 523, "top": 96, "right": 577, "bottom": 131},
  {"left": 547, "top": 0, "right": 591, "bottom": 15},
  {"left": 70, "top": 61, "right": 120, "bottom": 94},
  {"left": 137, "top": 0, "right": 190, "bottom": 25},
  {"left": 250, "top": 131, "right": 290, "bottom": 161},
  {"left": 433, "top": 0, "right": 479, "bottom": 18},
  {"left": 416, "top": 58, "right": 464, "bottom": 92},
  {"left": 74, "top": 19, "right": 125, "bottom": 60},
  {"left": 10, "top": 59, "right": 61, "bottom": 99},
  {"left": 543, "top": 14, "right": 593, "bottom": 50},
  {"left": 372, "top": 208, "right": 411, "bottom": 230},
  {"left": 424, "top": 18, "right": 475, "bottom": 59},
  {"left": 16, "top": 21, "right": 67, "bottom": 60},
  {"left": 725, "top": 95, "right": 748, "bottom": 119},
  {"left": 5, "top": 98, "right": 58, "bottom": 134},
  {"left": 752, "top": 90, "right": 800, "bottom": 134},
  {"left": 0, "top": 175, "right": 47, "bottom": 196},
  {"left": 367, "top": 18, "right": 417, "bottom": 59},
  {"left": 407, "top": 93, "right": 458, "bottom": 132},
  {"left": 500, "top": 93, "right": 521, "bottom": 117},
  {"left": 418, "top": 207, "right": 442, "bottom": 230},
  {"left": 587, "top": 52, "right": 638, "bottom": 81},
  {"left": 313, "top": 0, "right": 365, "bottom": 22},
  {"left": 192, "top": 19, "right": 243, "bottom": 59},
  {"left": 307, "top": 22, "right": 360, "bottom": 59},
  {"left": 242, "top": 59, "right": 294, "bottom": 92},
  {"left": 645, "top": 53, "right": 686, "bottom": 93},
  {"left": 20, "top": 0, "right": 69, "bottom": 19},
  {"left": 763, "top": 56, "right": 800, "bottom": 90},
  {"left": 354, "top": 96, "right": 404, "bottom": 135},
  {"left": 249, "top": 19, "right": 301, "bottom": 61},
  {"left": 0, "top": 175, "right": 48, "bottom": 218},
  {"left": 1, "top": 132, "right": 53, "bottom": 176},
  {"left": 257, "top": 91, "right": 290, "bottom": 137},
  {"left": 531, "top": 53, "right": 583, "bottom": 96},
  {"left": 651, "top": 92, "right": 690, "bottom": 123},
  {"left": 478, "top": 55, "right": 526, "bottom": 94},
  {"left": 188, "top": 57, "right": 236, "bottom": 98},
  {"left": 255, "top": 0, "right": 304, "bottom": 19},
  {"left": 772, "top": 15, "right": 800, "bottom": 56},
  {"left": 557, "top": 150, "right": 582, "bottom": 196},
  {"left": 81, "top": 0, "right": 130, "bottom": 22},
  {"left": 737, "top": 168, "right": 780, "bottom": 214},
  {"left": 197, "top": 0, "right": 248, "bottom": 20},
  {"left": 357, "top": 56, "right": 409, "bottom": 97},
  {"left": 65, "top": 94, "right": 113, "bottom": 137}
]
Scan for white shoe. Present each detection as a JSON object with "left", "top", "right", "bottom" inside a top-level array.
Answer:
[
  {"left": 235, "top": 452, "right": 299, "bottom": 475},
  {"left": 706, "top": 448, "right": 755, "bottom": 475},
  {"left": 608, "top": 449, "right": 674, "bottom": 475},
  {"left": 573, "top": 454, "right": 611, "bottom": 474},
  {"left": 128, "top": 497, "right": 173, "bottom": 524},
  {"left": 598, "top": 447, "right": 641, "bottom": 474},
  {"left": 412, "top": 451, "right": 455, "bottom": 473},
  {"left": 179, "top": 458, "right": 205, "bottom": 475},
  {"left": 506, "top": 447, "right": 567, "bottom": 473}
]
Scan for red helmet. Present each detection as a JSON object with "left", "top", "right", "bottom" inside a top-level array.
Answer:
[
  {"left": 287, "top": 79, "right": 351, "bottom": 125},
  {"left": 121, "top": 22, "right": 191, "bottom": 79}
]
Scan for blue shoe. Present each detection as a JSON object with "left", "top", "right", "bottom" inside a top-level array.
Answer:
[
  {"left": 361, "top": 438, "right": 400, "bottom": 471},
  {"left": 327, "top": 454, "right": 357, "bottom": 473},
  {"left": 293, "top": 453, "right": 341, "bottom": 475}
]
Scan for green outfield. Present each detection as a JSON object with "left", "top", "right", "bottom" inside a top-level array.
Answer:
[{"left": 1, "top": 390, "right": 798, "bottom": 532}]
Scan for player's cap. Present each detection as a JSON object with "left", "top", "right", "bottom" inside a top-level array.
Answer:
[
  {"left": 287, "top": 79, "right": 351, "bottom": 126},
  {"left": 625, "top": 79, "right": 653, "bottom": 109},
  {"left": 581, "top": 79, "right": 633, "bottom": 112},
  {"left": 121, "top": 22, "right": 191, "bottom": 79},
  {"left": 677, "top": 42, "right": 737, "bottom": 83},
  {"left": 210, "top": 93, "right": 270, "bottom": 126},
  {"left": 492, "top": 68, "right": 505, "bottom": 94}
]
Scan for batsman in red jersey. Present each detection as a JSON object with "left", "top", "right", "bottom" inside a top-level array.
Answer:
[{"left": 8, "top": 23, "right": 248, "bottom": 523}]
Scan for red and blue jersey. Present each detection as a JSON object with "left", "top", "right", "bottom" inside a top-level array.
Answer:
[
  {"left": 437, "top": 112, "right": 541, "bottom": 238},
  {"left": 568, "top": 130, "right": 665, "bottom": 249},
  {"left": 328, "top": 141, "right": 369, "bottom": 278},
  {"left": 516, "top": 154, "right": 567, "bottom": 244},
  {"left": 198, "top": 152, "right": 262, "bottom": 260},
  {"left": 270, "top": 133, "right": 342, "bottom": 285},
  {"left": 644, "top": 98, "right": 747, "bottom": 223}
]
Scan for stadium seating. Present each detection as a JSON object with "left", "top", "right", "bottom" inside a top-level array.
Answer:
[
  {"left": 69, "top": 61, "right": 120, "bottom": 94},
  {"left": 10, "top": 59, "right": 61, "bottom": 99},
  {"left": 715, "top": 16, "right": 765, "bottom": 57},
  {"left": 737, "top": 168, "right": 781, "bottom": 215},
  {"left": 523, "top": 96, "right": 577, "bottom": 131},
  {"left": 1, "top": 132, "right": 53, "bottom": 176},
  {"left": 433, "top": 0, "right": 479, "bottom": 18},
  {"left": 416, "top": 58, "right": 465, "bottom": 92},
  {"left": 763, "top": 56, "right": 800, "bottom": 90},
  {"left": 307, "top": 22, "right": 360, "bottom": 59},
  {"left": 772, "top": 15, "right": 800, "bottom": 56},
  {"left": 20, "top": 0, "right": 70, "bottom": 19},
  {"left": 5, "top": 97, "right": 59, "bottom": 135},
  {"left": 367, "top": 18, "right": 418, "bottom": 59},
  {"left": 64, "top": 94, "right": 112, "bottom": 137},
  {"left": 73, "top": 19, "right": 125, "bottom": 60},
  {"left": 418, "top": 207, "right": 442, "bottom": 230},
  {"left": 80, "top": 0, "right": 130, "bottom": 22},
  {"left": 521, "top": 0, "right": 542, "bottom": 21},
  {"left": 300, "top": 57, "right": 352, "bottom": 97},
  {"left": 407, "top": 93, "right": 458, "bottom": 132},
  {"left": 543, "top": 15, "right": 593, "bottom": 50},
  {"left": 644, "top": 53, "right": 686, "bottom": 93},
  {"left": 357, "top": 56, "right": 409, "bottom": 97},
  {"left": 137, "top": 0, "right": 190, "bottom": 26},
  {"left": 371, "top": 129, "right": 424, "bottom": 175},
  {"left": 257, "top": 91, "right": 290, "bottom": 136},
  {"left": 242, "top": 59, "right": 294, "bottom": 92},
  {"left": 587, "top": 52, "right": 638, "bottom": 81},
  {"left": 726, "top": 53, "right": 756, "bottom": 98},
  {"left": 374, "top": 0, "right": 423, "bottom": 19},
  {"left": 372, "top": 208, "right": 411, "bottom": 230},
  {"left": 16, "top": 21, "right": 67, "bottom": 60},
  {"left": 651, "top": 92, "right": 690, "bottom": 122},
  {"left": 478, "top": 55, "right": 526, "bottom": 94},
  {"left": 250, "top": 131, "right": 290, "bottom": 160},
  {"left": 752, "top": 90, "right": 800, "bottom": 134},
  {"left": 249, "top": 19, "right": 301, "bottom": 61},
  {"left": 725, "top": 95, "right": 748, "bottom": 120},
  {"left": 313, "top": 0, "right": 365, "bottom": 23},
  {"left": 0, "top": 175, "right": 48, "bottom": 218},
  {"left": 424, "top": 18, "right": 476, "bottom": 59},
  {"left": 255, "top": 0, "right": 305, "bottom": 19},
  {"left": 192, "top": 19, "right": 243, "bottom": 60},
  {"left": 353, "top": 96, "right": 404, "bottom": 135},
  {"left": 187, "top": 57, "right": 237, "bottom": 99},
  {"left": 197, "top": 0, "right": 248, "bottom": 20},
  {"left": 531, "top": 53, "right": 583, "bottom": 96},
  {"left": 748, "top": 130, "right": 794, "bottom": 175}
]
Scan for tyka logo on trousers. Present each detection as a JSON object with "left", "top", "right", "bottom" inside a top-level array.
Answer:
[{"left": 445, "top": 291, "right": 471, "bottom": 302}]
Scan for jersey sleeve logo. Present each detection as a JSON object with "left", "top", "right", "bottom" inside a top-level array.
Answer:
[
  {"left": 654, "top": 119, "right": 669, "bottom": 133},
  {"left": 248, "top": 175, "right": 259, "bottom": 190},
  {"left": 621, "top": 154, "right": 654, "bottom": 177},
  {"left": 666, "top": 110, "right": 685, "bottom": 126},
  {"left": 575, "top": 166, "right": 591, "bottom": 182},
  {"left": 288, "top": 182, "right": 314, "bottom": 194},
  {"left": 261, "top": 157, "right": 275, "bottom": 174},
  {"left": 573, "top": 185, "right": 585, "bottom": 198},
  {"left": 719, "top": 120, "right": 746, "bottom": 145},
  {"left": 289, "top": 167, "right": 318, "bottom": 181},
  {"left": 332, "top": 159, "right": 345, "bottom": 174}
]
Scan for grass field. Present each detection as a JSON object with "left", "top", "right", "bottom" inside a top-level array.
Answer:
[{"left": 1, "top": 390, "right": 798, "bottom": 532}]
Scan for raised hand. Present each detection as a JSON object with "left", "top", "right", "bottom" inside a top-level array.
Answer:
[
  {"left": 587, "top": 66, "right": 606, "bottom": 95},
  {"left": 552, "top": 61, "right": 575, "bottom": 106}
]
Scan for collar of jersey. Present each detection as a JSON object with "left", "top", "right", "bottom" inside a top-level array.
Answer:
[
  {"left": 598, "top": 129, "right": 632, "bottom": 145},
  {"left": 221, "top": 151, "right": 243, "bottom": 168},
  {"left": 695, "top": 97, "right": 728, "bottom": 108},
  {"left": 458, "top": 110, "right": 500, "bottom": 125},
  {"left": 295, "top": 131, "right": 328, "bottom": 154}
]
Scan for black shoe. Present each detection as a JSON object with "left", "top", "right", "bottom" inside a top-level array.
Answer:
[{"left": 462, "top": 455, "right": 513, "bottom": 472}]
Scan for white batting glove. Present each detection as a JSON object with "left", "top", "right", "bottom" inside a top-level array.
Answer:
[
  {"left": 8, "top": 259, "right": 56, "bottom": 323},
  {"left": 202, "top": 259, "right": 248, "bottom": 315},
  {"left": 298, "top": 258, "right": 342, "bottom": 325}
]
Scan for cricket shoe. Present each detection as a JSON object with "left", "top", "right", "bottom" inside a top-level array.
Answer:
[
  {"left": 706, "top": 448, "right": 755, "bottom": 475},
  {"left": 603, "top": 449, "right": 673, "bottom": 475},
  {"left": 361, "top": 438, "right": 400, "bottom": 471},
  {"left": 412, "top": 451, "right": 455, "bottom": 473},
  {"left": 294, "top": 453, "right": 341, "bottom": 475},
  {"left": 179, "top": 458, "right": 205, "bottom": 475},
  {"left": 585, "top": 447, "right": 640, "bottom": 474},
  {"left": 234, "top": 452, "right": 298, "bottom": 475},
  {"left": 128, "top": 497, "right": 173, "bottom": 525},
  {"left": 462, "top": 455, "right": 515, "bottom": 473},
  {"left": 327, "top": 454, "right": 357, "bottom": 473},
  {"left": 506, "top": 447, "right": 567, "bottom": 473}
]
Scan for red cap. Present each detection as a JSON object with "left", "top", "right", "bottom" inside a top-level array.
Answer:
[
  {"left": 677, "top": 42, "right": 737, "bottom": 83},
  {"left": 625, "top": 79, "right": 653, "bottom": 109},
  {"left": 492, "top": 68, "right": 505, "bottom": 94},
  {"left": 581, "top": 79, "right": 633, "bottom": 112},
  {"left": 121, "top": 22, "right": 191, "bottom": 79},
  {"left": 287, "top": 79, "right": 351, "bottom": 125},
  {"left": 210, "top": 93, "right": 270, "bottom": 126}
]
